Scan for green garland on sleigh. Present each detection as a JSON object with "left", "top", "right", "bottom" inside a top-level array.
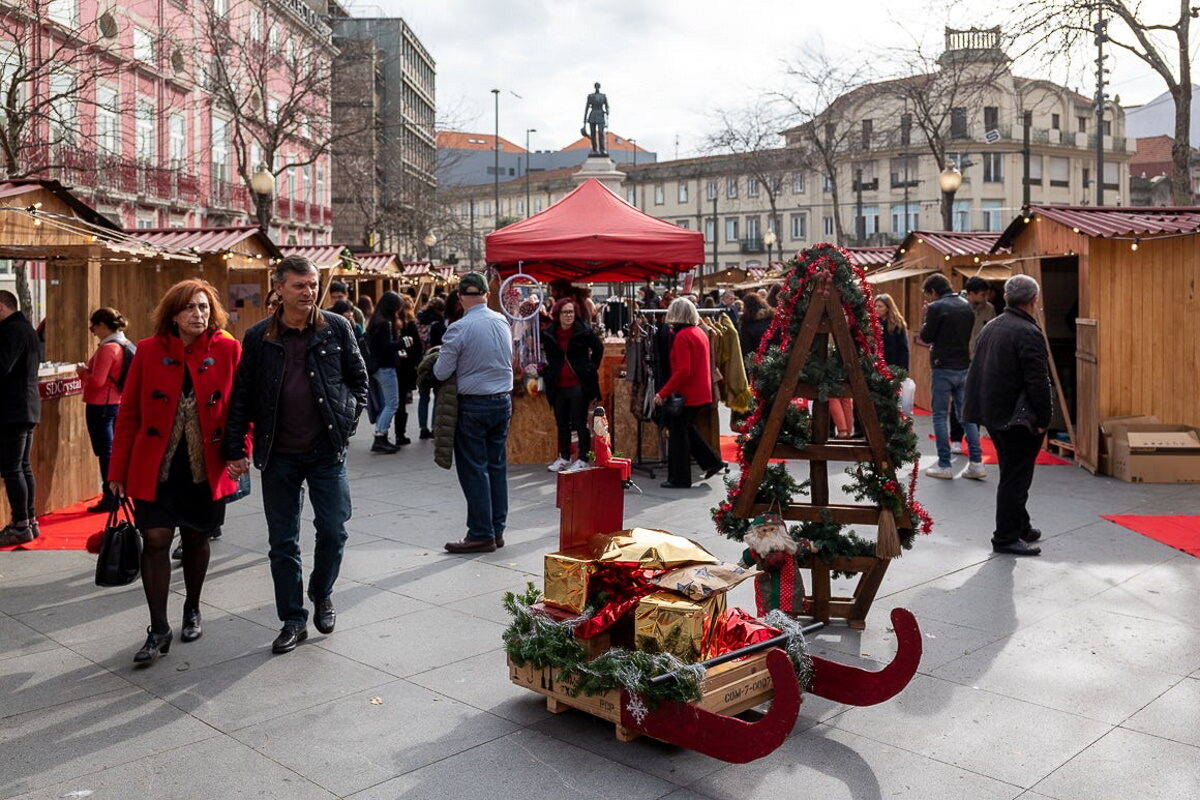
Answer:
[{"left": 712, "top": 244, "right": 933, "bottom": 562}]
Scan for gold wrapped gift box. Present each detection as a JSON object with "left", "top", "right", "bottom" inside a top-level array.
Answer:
[
  {"left": 594, "top": 528, "right": 720, "bottom": 569},
  {"left": 634, "top": 590, "right": 727, "bottom": 663},
  {"left": 543, "top": 550, "right": 597, "bottom": 614}
]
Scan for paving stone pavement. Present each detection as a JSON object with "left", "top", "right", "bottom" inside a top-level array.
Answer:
[{"left": 2, "top": 414, "right": 1198, "bottom": 799}]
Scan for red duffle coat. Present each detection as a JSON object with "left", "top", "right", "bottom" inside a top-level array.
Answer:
[{"left": 108, "top": 330, "right": 246, "bottom": 502}]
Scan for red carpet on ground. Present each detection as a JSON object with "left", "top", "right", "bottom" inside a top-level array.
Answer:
[
  {"left": 719, "top": 436, "right": 785, "bottom": 465},
  {"left": 0, "top": 496, "right": 105, "bottom": 551},
  {"left": 1102, "top": 515, "right": 1200, "bottom": 558},
  {"left": 926, "top": 434, "right": 1070, "bottom": 465}
]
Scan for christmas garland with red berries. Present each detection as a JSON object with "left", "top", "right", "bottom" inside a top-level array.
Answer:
[{"left": 712, "top": 244, "right": 932, "bottom": 561}]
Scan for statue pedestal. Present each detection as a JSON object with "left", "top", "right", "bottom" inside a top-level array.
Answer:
[{"left": 572, "top": 156, "right": 627, "bottom": 197}]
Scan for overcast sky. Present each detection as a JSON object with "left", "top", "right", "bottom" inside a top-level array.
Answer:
[{"left": 356, "top": 0, "right": 1183, "bottom": 159}]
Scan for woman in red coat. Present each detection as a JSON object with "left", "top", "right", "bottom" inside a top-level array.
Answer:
[
  {"left": 109, "top": 279, "right": 245, "bottom": 665},
  {"left": 654, "top": 298, "right": 725, "bottom": 488}
]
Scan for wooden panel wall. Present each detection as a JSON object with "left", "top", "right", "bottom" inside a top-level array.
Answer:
[
  {"left": 1090, "top": 236, "right": 1199, "bottom": 427},
  {"left": 1075, "top": 319, "right": 1099, "bottom": 472},
  {"left": 45, "top": 257, "right": 101, "bottom": 363}
]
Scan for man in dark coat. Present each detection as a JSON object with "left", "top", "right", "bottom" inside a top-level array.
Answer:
[
  {"left": 0, "top": 290, "right": 41, "bottom": 546},
  {"left": 225, "top": 256, "right": 369, "bottom": 652},
  {"left": 963, "top": 274, "right": 1052, "bottom": 556}
]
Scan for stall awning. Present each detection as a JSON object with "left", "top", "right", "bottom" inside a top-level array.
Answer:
[
  {"left": 485, "top": 179, "right": 705, "bottom": 282},
  {"left": 865, "top": 266, "right": 937, "bottom": 284},
  {"left": 954, "top": 262, "right": 1013, "bottom": 281},
  {"left": 401, "top": 263, "right": 431, "bottom": 277}
]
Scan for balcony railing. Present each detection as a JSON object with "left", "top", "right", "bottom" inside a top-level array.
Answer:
[{"left": 740, "top": 237, "right": 765, "bottom": 254}]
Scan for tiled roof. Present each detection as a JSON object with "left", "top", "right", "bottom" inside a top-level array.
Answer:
[
  {"left": 559, "top": 132, "right": 647, "bottom": 152},
  {"left": 1130, "top": 135, "right": 1175, "bottom": 176},
  {"left": 436, "top": 131, "right": 525, "bottom": 153}
]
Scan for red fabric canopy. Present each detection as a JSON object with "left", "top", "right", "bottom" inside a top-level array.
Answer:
[{"left": 485, "top": 179, "right": 705, "bottom": 282}]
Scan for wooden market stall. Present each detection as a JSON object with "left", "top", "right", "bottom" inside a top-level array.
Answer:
[
  {"left": 865, "top": 231, "right": 1010, "bottom": 410},
  {"left": 486, "top": 179, "right": 707, "bottom": 465},
  {"left": 399, "top": 262, "right": 434, "bottom": 303},
  {"left": 992, "top": 205, "right": 1200, "bottom": 472},
  {"left": 108, "top": 227, "right": 282, "bottom": 342},
  {"left": 0, "top": 180, "right": 134, "bottom": 515},
  {"left": 844, "top": 246, "right": 896, "bottom": 273},
  {"left": 344, "top": 252, "right": 401, "bottom": 303}
]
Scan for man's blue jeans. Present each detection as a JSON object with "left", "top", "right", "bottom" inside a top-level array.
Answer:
[
  {"left": 261, "top": 447, "right": 351, "bottom": 625},
  {"left": 931, "top": 368, "right": 981, "bottom": 467},
  {"left": 454, "top": 393, "right": 511, "bottom": 541}
]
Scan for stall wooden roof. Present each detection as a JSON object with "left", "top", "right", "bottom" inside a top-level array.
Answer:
[
  {"left": 134, "top": 226, "right": 282, "bottom": 259},
  {"left": 354, "top": 252, "right": 399, "bottom": 274},
  {"left": 994, "top": 205, "right": 1200, "bottom": 249},
  {"left": 843, "top": 246, "right": 895, "bottom": 269},
  {"left": 0, "top": 179, "right": 121, "bottom": 232},
  {"left": 897, "top": 231, "right": 1006, "bottom": 258},
  {"left": 279, "top": 244, "right": 349, "bottom": 269},
  {"left": 401, "top": 263, "right": 431, "bottom": 278}
]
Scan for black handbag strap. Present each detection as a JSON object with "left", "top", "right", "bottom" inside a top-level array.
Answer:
[{"left": 106, "top": 497, "right": 136, "bottom": 529}]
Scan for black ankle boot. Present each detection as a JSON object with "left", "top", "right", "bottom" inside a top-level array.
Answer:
[
  {"left": 134, "top": 626, "right": 173, "bottom": 665},
  {"left": 371, "top": 434, "right": 398, "bottom": 453}
]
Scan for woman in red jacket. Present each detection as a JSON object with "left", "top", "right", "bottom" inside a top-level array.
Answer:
[
  {"left": 654, "top": 298, "right": 725, "bottom": 488},
  {"left": 76, "top": 307, "right": 133, "bottom": 514},
  {"left": 109, "top": 279, "right": 245, "bottom": 666}
]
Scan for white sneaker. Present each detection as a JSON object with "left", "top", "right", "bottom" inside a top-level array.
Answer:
[
  {"left": 566, "top": 459, "right": 590, "bottom": 472},
  {"left": 950, "top": 441, "right": 965, "bottom": 455},
  {"left": 547, "top": 457, "right": 570, "bottom": 472},
  {"left": 924, "top": 464, "right": 955, "bottom": 480},
  {"left": 962, "top": 461, "right": 987, "bottom": 480}
]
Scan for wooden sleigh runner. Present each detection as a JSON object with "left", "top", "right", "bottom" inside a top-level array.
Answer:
[{"left": 508, "top": 607, "right": 922, "bottom": 764}]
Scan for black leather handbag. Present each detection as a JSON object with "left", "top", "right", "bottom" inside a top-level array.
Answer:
[
  {"left": 664, "top": 392, "right": 686, "bottom": 418},
  {"left": 95, "top": 499, "right": 142, "bottom": 587}
]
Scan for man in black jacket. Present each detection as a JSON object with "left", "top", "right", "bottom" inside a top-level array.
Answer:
[
  {"left": 963, "top": 274, "right": 1052, "bottom": 556},
  {"left": 225, "top": 256, "right": 369, "bottom": 652},
  {"left": 918, "top": 274, "right": 984, "bottom": 480},
  {"left": 0, "top": 291, "right": 41, "bottom": 546}
]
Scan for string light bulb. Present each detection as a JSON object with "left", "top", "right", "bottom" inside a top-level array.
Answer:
[{"left": 1131, "top": 239, "right": 1139, "bottom": 251}]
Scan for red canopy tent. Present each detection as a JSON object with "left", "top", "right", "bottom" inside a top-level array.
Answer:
[{"left": 485, "top": 179, "right": 705, "bottom": 282}]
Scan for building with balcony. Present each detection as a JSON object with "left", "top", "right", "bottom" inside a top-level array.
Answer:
[
  {"left": 329, "top": 12, "right": 436, "bottom": 256},
  {"left": 0, "top": 0, "right": 335, "bottom": 244},
  {"left": 438, "top": 29, "right": 1130, "bottom": 278}
]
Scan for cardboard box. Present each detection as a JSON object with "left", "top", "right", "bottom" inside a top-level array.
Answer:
[
  {"left": 1099, "top": 415, "right": 1158, "bottom": 476},
  {"left": 1109, "top": 423, "right": 1200, "bottom": 484}
]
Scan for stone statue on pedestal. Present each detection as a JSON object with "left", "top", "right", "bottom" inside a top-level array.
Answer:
[{"left": 581, "top": 82, "right": 609, "bottom": 156}]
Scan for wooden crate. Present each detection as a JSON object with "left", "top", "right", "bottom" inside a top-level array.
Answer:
[{"left": 508, "top": 650, "right": 786, "bottom": 742}]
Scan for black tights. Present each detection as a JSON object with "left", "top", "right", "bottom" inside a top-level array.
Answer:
[{"left": 140, "top": 527, "right": 210, "bottom": 634}]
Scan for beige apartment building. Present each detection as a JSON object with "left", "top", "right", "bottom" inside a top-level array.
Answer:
[{"left": 438, "top": 29, "right": 1131, "bottom": 273}]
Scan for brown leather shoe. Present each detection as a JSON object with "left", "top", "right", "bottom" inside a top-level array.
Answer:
[{"left": 444, "top": 537, "right": 497, "bottom": 554}]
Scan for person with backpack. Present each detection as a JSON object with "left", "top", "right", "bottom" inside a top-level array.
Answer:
[
  {"left": 415, "top": 296, "right": 446, "bottom": 439},
  {"left": 77, "top": 307, "right": 135, "bottom": 513}
]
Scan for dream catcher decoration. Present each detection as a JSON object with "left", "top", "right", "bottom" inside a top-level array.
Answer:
[{"left": 499, "top": 268, "right": 546, "bottom": 396}]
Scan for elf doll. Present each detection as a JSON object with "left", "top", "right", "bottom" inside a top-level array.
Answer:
[{"left": 739, "top": 512, "right": 808, "bottom": 617}]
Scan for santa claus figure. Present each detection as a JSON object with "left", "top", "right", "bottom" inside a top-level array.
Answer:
[{"left": 739, "top": 512, "right": 808, "bottom": 616}]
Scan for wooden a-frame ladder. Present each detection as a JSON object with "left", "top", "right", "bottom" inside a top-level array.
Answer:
[{"left": 732, "top": 277, "right": 910, "bottom": 629}]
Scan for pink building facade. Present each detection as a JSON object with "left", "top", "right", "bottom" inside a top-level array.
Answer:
[{"left": 0, "top": 0, "right": 334, "bottom": 244}]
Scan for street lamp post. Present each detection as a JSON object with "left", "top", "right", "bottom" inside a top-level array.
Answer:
[
  {"left": 525, "top": 127, "right": 536, "bottom": 218},
  {"left": 250, "top": 164, "right": 275, "bottom": 232},
  {"left": 938, "top": 161, "right": 962, "bottom": 231},
  {"left": 423, "top": 233, "right": 437, "bottom": 264},
  {"left": 491, "top": 89, "right": 500, "bottom": 229},
  {"left": 763, "top": 228, "right": 777, "bottom": 267}
]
